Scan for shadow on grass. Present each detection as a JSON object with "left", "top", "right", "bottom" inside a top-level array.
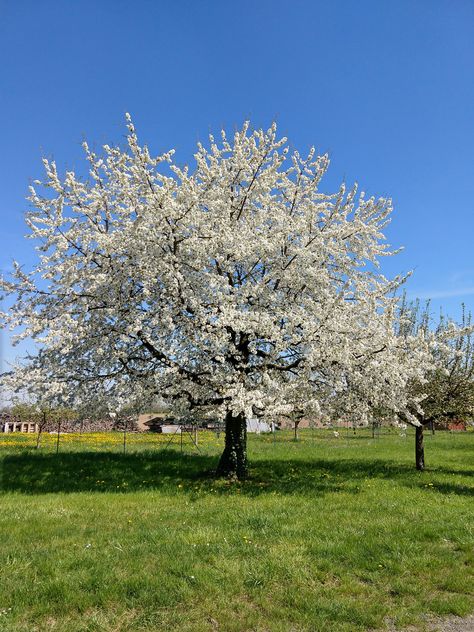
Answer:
[
  {"left": 1, "top": 450, "right": 213, "bottom": 495},
  {"left": 427, "top": 482, "right": 474, "bottom": 496},
  {"left": 1, "top": 449, "right": 472, "bottom": 497}
]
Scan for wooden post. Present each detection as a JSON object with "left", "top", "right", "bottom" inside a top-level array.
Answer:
[
  {"left": 36, "top": 412, "right": 45, "bottom": 449},
  {"left": 56, "top": 418, "right": 61, "bottom": 454}
]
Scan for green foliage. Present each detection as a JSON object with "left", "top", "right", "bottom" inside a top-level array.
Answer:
[
  {"left": 398, "top": 298, "right": 474, "bottom": 427},
  {"left": 9, "top": 403, "right": 78, "bottom": 426},
  {"left": 0, "top": 429, "right": 472, "bottom": 631}
]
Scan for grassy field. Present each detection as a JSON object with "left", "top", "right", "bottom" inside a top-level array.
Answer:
[{"left": 0, "top": 428, "right": 472, "bottom": 632}]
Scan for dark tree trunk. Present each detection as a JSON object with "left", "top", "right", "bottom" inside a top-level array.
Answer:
[
  {"left": 36, "top": 426, "right": 43, "bottom": 449},
  {"left": 415, "top": 425, "right": 425, "bottom": 471},
  {"left": 294, "top": 420, "right": 299, "bottom": 441},
  {"left": 36, "top": 412, "right": 46, "bottom": 449},
  {"left": 216, "top": 411, "right": 248, "bottom": 479}
]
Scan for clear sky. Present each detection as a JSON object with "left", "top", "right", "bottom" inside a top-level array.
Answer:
[{"left": 1, "top": 0, "right": 473, "bottom": 371}]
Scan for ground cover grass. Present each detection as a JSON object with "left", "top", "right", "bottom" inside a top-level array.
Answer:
[{"left": 0, "top": 428, "right": 472, "bottom": 631}]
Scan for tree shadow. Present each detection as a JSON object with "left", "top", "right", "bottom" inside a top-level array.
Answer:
[
  {"left": 1, "top": 450, "right": 215, "bottom": 495},
  {"left": 425, "top": 482, "right": 474, "bottom": 496},
  {"left": 3, "top": 449, "right": 472, "bottom": 497}
]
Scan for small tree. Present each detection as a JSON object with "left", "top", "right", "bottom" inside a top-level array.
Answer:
[
  {"left": 397, "top": 299, "right": 474, "bottom": 470},
  {"left": 1, "top": 119, "right": 432, "bottom": 478},
  {"left": 1, "top": 368, "right": 74, "bottom": 449},
  {"left": 9, "top": 403, "right": 43, "bottom": 446},
  {"left": 8, "top": 401, "right": 76, "bottom": 449}
]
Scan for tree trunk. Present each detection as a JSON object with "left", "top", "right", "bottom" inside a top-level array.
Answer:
[
  {"left": 36, "top": 412, "right": 46, "bottom": 449},
  {"left": 415, "top": 425, "right": 425, "bottom": 471},
  {"left": 216, "top": 411, "right": 248, "bottom": 479},
  {"left": 294, "top": 420, "right": 299, "bottom": 441},
  {"left": 36, "top": 426, "right": 43, "bottom": 449}
]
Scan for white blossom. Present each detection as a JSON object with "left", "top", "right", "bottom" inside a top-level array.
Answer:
[{"left": 0, "top": 119, "right": 434, "bottom": 430}]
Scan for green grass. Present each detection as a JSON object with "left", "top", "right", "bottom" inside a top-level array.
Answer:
[{"left": 0, "top": 428, "right": 472, "bottom": 631}]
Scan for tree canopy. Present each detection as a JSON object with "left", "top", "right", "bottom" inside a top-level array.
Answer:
[{"left": 1, "top": 119, "right": 433, "bottom": 476}]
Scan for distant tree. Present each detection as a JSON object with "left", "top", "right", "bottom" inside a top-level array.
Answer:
[
  {"left": 9, "top": 403, "right": 44, "bottom": 446},
  {"left": 2, "top": 370, "right": 76, "bottom": 449},
  {"left": 1, "top": 119, "right": 432, "bottom": 478},
  {"left": 9, "top": 401, "right": 76, "bottom": 449},
  {"left": 396, "top": 299, "right": 474, "bottom": 470}
]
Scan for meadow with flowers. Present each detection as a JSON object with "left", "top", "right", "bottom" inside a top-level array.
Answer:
[{"left": 0, "top": 427, "right": 472, "bottom": 631}]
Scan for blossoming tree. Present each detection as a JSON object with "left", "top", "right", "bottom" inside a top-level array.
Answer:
[
  {"left": 396, "top": 299, "right": 474, "bottom": 470},
  {"left": 1, "top": 118, "right": 430, "bottom": 478}
]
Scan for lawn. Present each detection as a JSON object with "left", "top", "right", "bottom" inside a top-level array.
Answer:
[{"left": 0, "top": 428, "right": 472, "bottom": 631}]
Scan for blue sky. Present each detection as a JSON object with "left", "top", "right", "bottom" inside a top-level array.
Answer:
[{"left": 1, "top": 0, "right": 473, "bottom": 371}]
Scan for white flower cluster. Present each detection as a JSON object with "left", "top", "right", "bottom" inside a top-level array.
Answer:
[{"left": 1, "top": 119, "right": 436, "bottom": 424}]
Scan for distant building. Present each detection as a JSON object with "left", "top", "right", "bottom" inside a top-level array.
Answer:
[
  {"left": 136, "top": 412, "right": 176, "bottom": 432},
  {"left": 432, "top": 418, "right": 468, "bottom": 431},
  {"left": 1, "top": 412, "right": 38, "bottom": 434},
  {"left": 447, "top": 421, "right": 467, "bottom": 431},
  {"left": 247, "top": 418, "right": 271, "bottom": 433}
]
